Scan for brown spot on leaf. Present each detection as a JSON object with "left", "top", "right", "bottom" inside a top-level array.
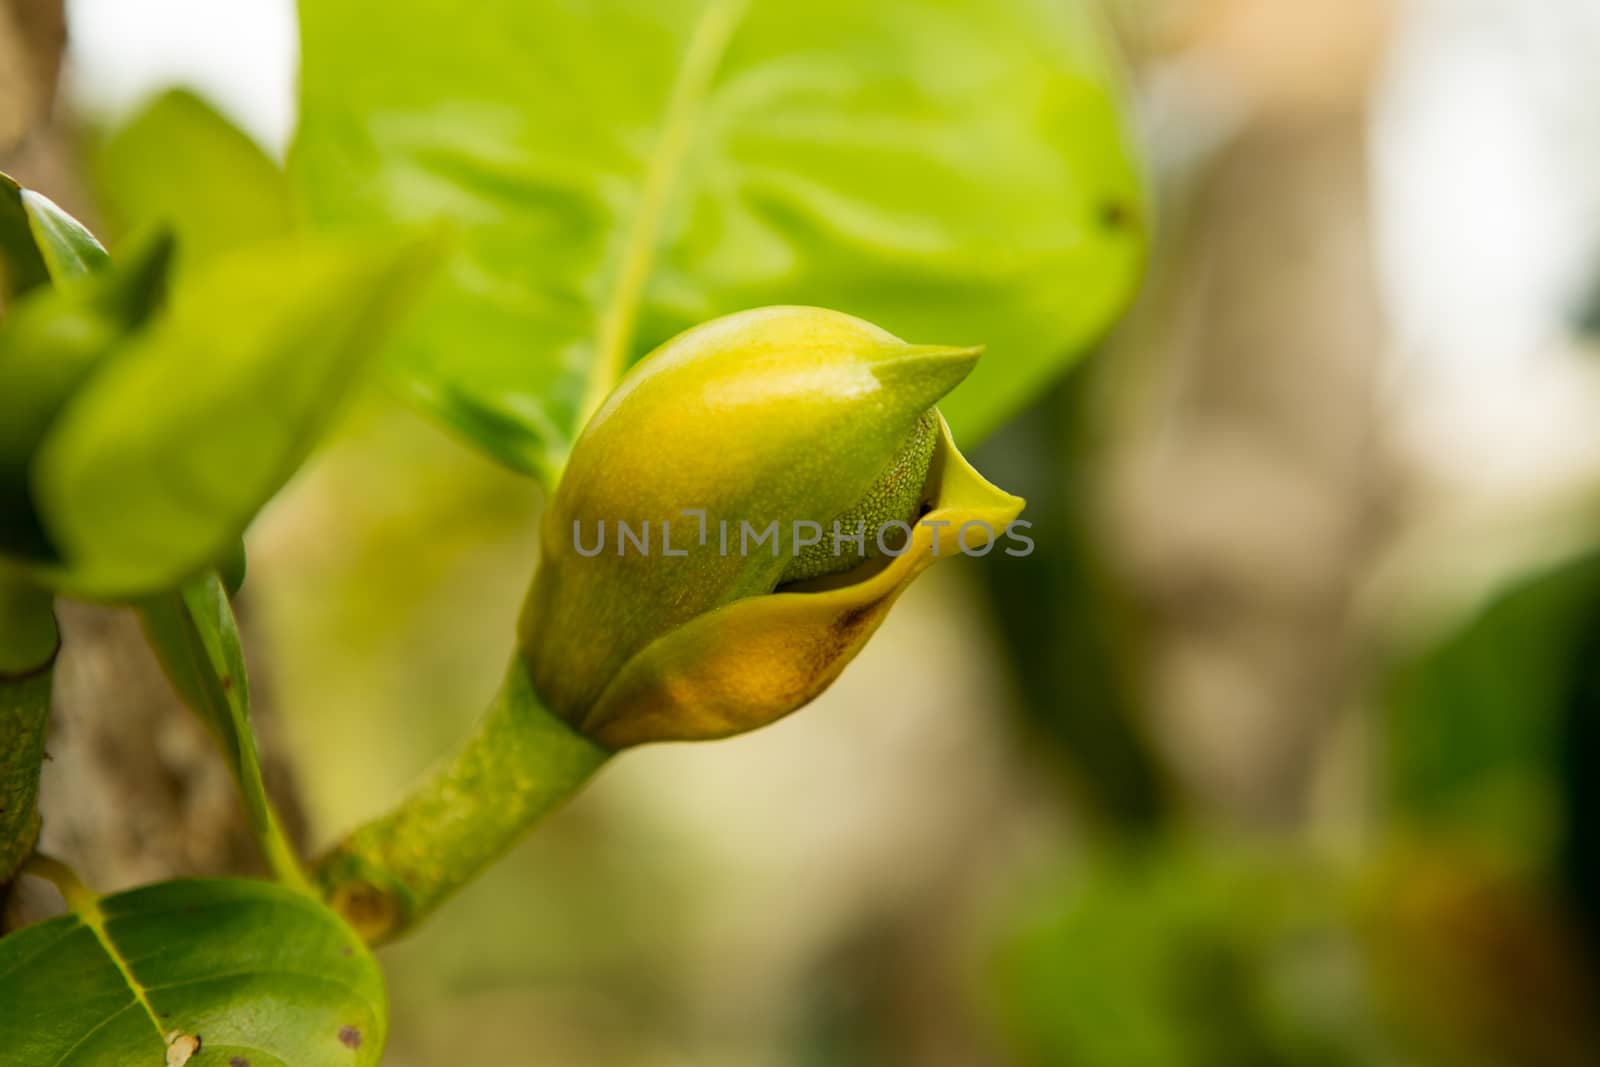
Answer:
[
  {"left": 230, "top": 1058, "right": 250, "bottom": 1067},
  {"left": 338, "top": 1025, "right": 362, "bottom": 1050}
]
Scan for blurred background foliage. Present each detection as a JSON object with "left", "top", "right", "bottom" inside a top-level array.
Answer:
[{"left": 7, "top": 0, "right": 1600, "bottom": 1063}]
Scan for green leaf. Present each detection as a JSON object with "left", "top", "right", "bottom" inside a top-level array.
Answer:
[
  {"left": 21, "top": 187, "right": 111, "bottom": 282},
  {"left": 0, "top": 874, "right": 386, "bottom": 1066},
  {"left": 140, "top": 572, "right": 305, "bottom": 887},
  {"left": 988, "top": 845, "right": 1381, "bottom": 1067},
  {"left": 218, "top": 536, "right": 248, "bottom": 595},
  {"left": 1384, "top": 551, "right": 1600, "bottom": 866},
  {"left": 0, "top": 171, "right": 52, "bottom": 300},
  {"left": 29, "top": 235, "right": 435, "bottom": 597},
  {"left": 0, "top": 235, "right": 174, "bottom": 561},
  {"left": 93, "top": 89, "right": 295, "bottom": 276},
  {"left": 293, "top": 0, "right": 1146, "bottom": 479}
]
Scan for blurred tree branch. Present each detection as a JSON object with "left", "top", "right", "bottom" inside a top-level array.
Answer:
[
  {"left": 0, "top": 0, "right": 79, "bottom": 230},
  {"left": 0, "top": 0, "right": 65, "bottom": 154}
]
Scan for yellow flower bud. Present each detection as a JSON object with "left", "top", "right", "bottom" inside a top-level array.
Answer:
[{"left": 520, "top": 306, "right": 1023, "bottom": 747}]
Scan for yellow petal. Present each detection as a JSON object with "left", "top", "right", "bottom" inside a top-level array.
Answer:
[{"left": 577, "top": 414, "right": 1024, "bottom": 748}]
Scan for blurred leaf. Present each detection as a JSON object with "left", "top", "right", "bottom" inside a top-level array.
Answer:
[
  {"left": 293, "top": 0, "right": 1146, "bottom": 479},
  {"left": 1560, "top": 575, "right": 1600, "bottom": 965},
  {"left": 30, "top": 235, "right": 436, "bottom": 598},
  {"left": 218, "top": 535, "right": 248, "bottom": 594},
  {"left": 140, "top": 571, "right": 305, "bottom": 885},
  {"left": 1381, "top": 548, "right": 1600, "bottom": 1001},
  {"left": 0, "top": 876, "right": 385, "bottom": 1066},
  {"left": 1361, "top": 851, "right": 1600, "bottom": 1067},
  {"left": 0, "top": 171, "right": 51, "bottom": 300},
  {"left": 94, "top": 89, "right": 295, "bottom": 275},
  {"left": 0, "top": 235, "right": 173, "bottom": 561},
  {"left": 1384, "top": 553, "right": 1600, "bottom": 867},
  {"left": 20, "top": 186, "right": 110, "bottom": 281},
  {"left": 989, "top": 845, "right": 1383, "bottom": 1067}
]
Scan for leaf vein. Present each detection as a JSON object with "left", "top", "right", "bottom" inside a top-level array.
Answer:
[
  {"left": 0, "top": 921, "right": 77, "bottom": 982},
  {"left": 72, "top": 897, "right": 168, "bottom": 1047},
  {"left": 49, "top": 999, "right": 142, "bottom": 1067},
  {"left": 575, "top": 0, "right": 748, "bottom": 431}
]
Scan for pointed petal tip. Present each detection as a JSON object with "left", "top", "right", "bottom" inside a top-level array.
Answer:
[{"left": 871, "top": 342, "right": 984, "bottom": 408}]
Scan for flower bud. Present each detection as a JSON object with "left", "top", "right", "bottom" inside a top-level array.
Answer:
[{"left": 520, "top": 306, "right": 1023, "bottom": 747}]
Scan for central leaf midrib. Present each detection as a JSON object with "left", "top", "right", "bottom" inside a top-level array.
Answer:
[
  {"left": 71, "top": 896, "right": 168, "bottom": 1054},
  {"left": 577, "top": 0, "right": 748, "bottom": 431}
]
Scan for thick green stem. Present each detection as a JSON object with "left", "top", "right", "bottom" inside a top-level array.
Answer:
[
  {"left": 313, "top": 655, "right": 610, "bottom": 943},
  {"left": 0, "top": 576, "right": 58, "bottom": 887}
]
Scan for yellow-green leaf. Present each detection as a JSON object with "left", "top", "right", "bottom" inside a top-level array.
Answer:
[
  {"left": 293, "top": 0, "right": 1146, "bottom": 479},
  {"left": 93, "top": 89, "right": 295, "bottom": 277},
  {"left": 30, "top": 236, "right": 434, "bottom": 597}
]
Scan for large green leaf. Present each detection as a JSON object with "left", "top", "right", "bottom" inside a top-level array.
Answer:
[
  {"left": 140, "top": 572, "right": 305, "bottom": 886},
  {"left": 93, "top": 90, "right": 295, "bottom": 276},
  {"left": 29, "top": 236, "right": 434, "bottom": 598},
  {"left": 293, "top": 0, "right": 1146, "bottom": 479},
  {"left": 0, "top": 875, "right": 385, "bottom": 1066}
]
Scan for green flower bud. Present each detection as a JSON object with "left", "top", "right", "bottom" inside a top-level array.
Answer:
[{"left": 520, "top": 306, "right": 1023, "bottom": 748}]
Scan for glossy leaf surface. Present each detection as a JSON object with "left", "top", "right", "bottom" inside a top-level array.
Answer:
[{"left": 0, "top": 876, "right": 385, "bottom": 1067}]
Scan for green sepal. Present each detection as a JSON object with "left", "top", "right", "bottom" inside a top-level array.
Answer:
[
  {"left": 0, "top": 171, "right": 50, "bottom": 301},
  {"left": 19, "top": 185, "right": 111, "bottom": 282}
]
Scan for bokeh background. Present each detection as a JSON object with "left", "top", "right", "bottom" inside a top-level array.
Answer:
[{"left": 7, "top": 0, "right": 1600, "bottom": 1063}]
